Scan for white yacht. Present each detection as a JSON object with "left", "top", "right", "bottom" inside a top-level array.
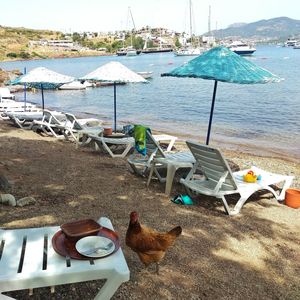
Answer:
[
  {"left": 284, "top": 39, "right": 298, "bottom": 47},
  {"left": 228, "top": 41, "right": 256, "bottom": 55},
  {"left": 174, "top": 47, "right": 203, "bottom": 56},
  {"left": 136, "top": 71, "right": 153, "bottom": 79}
]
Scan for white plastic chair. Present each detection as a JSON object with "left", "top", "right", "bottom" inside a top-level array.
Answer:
[
  {"left": 128, "top": 130, "right": 194, "bottom": 195},
  {"left": 180, "top": 141, "right": 294, "bottom": 215}
]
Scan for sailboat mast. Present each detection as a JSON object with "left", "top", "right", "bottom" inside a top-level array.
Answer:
[
  {"left": 208, "top": 5, "right": 211, "bottom": 35},
  {"left": 189, "top": 0, "right": 192, "bottom": 39},
  {"left": 128, "top": 7, "right": 136, "bottom": 47},
  {"left": 129, "top": 7, "right": 136, "bottom": 31}
]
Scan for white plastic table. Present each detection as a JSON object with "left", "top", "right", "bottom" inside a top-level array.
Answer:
[
  {"left": 148, "top": 151, "right": 195, "bottom": 195},
  {"left": 0, "top": 217, "right": 129, "bottom": 300}
]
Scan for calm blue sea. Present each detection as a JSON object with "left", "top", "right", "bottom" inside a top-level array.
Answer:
[{"left": 1, "top": 45, "right": 299, "bottom": 160}]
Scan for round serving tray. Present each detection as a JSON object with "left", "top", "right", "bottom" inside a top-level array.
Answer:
[{"left": 52, "top": 226, "right": 120, "bottom": 260}]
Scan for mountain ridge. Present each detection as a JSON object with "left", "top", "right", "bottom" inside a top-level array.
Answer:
[{"left": 208, "top": 17, "right": 300, "bottom": 40}]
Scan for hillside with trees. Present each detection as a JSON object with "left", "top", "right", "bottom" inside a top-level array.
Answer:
[{"left": 0, "top": 26, "right": 63, "bottom": 61}]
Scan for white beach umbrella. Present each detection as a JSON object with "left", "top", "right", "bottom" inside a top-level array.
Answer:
[
  {"left": 15, "top": 67, "right": 74, "bottom": 110},
  {"left": 81, "top": 61, "right": 147, "bottom": 131}
]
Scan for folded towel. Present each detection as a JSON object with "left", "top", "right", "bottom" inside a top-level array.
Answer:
[{"left": 133, "top": 125, "right": 151, "bottom": 156}]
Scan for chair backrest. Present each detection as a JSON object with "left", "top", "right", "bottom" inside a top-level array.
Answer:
[
  {"left": 65, "top": 113, "right": 83, "bottom": 130},
  {"left": 145, "top": 131, "right": 167, "bottom": 159},
  {"left": 43, "top": 110, "right": 65, "bottom": 125},
  {"left": 186, "top": 141, "right": 238, "bottom": 191}
]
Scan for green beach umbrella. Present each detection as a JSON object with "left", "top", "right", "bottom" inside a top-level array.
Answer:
[
  {"left": 161, "top": 46, "right": 282, "bottom": 145},
  {"left": 81, "top": 61, "right": 147, "bottom": 132}
]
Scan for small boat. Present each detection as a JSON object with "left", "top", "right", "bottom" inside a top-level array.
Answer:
[
  {"left": 293, "top": 43, "right": 300, "bottom": 49},
  {"left": 116, "top": 47, "right": 129, "bottom": 56},
  {"left": 174, "top": 47, "right": 203, "bottom": 56},
  {"left": 59, "top": 81, "right": 86, "bottom": 90},
  {"left": 126, "top": 46, "right": 137, "bottom": 56},
  {"left": 117, "top": 8, "right": 140, "bottom": 57},
  {"left": 116, "top": 46, "right": 140, "bottom": 56},
  {"left": 141, "top": 46, "right": 173, "bottom": 54},
  {"left": 137, "top": 71, "right": 153, "bottom": 79},
  {"left": 175, "top": 0, "right": 203, "bottom": 57},
  {"left": 284, "top": 39, "right": 298, "bottom": 47},
  {"left": 82, "top": 81, "right": 96, "bottom": 88},
  {"left": 228, "top": 41, "right": 256, "bottom": 55}
]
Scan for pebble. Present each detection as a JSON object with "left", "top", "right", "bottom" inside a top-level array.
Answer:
[
  {"left": 17, "top": 196, "right": 36, "bottom": 207},
  {"left": 0, "top": 194, "right": 16, "bottom": 206}
]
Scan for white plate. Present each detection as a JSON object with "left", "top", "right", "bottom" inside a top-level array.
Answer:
[{"left": 75, "top": 236, "right": 115, "bottom": 258}]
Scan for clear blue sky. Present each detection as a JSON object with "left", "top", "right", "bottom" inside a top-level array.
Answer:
[{"left": 1, "top": 0, "right": 299, "bottom": 34}]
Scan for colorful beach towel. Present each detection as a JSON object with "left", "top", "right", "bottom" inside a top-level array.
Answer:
[{"left": 133, "top": 125, "right": 151, "bottom": 156}]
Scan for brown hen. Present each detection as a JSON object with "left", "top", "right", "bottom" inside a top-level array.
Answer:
[{"left": 126, "top": 211, "right": 182, "bottom": 274}]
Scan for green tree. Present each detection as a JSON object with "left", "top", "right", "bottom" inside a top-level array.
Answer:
[
  {"left": 72, "top": 32, "right": 81, "bottom": 42},
  {"left": 111, "top": 40, "right": 123, "bottom": 51},
  {"left": 6, "top": 52, "right": 17, "bottom": 58},
  {"left": 174, "top": 37, "right": 181, "bottom": 48},
  {"left": 147, "top": 40, "right": 154, "bottom": 48},
  {"left": 96, "top": 41, "right": 108, "bottom": 49},
  {"left": 19, "top": 51, "right": 30, "bottom": 59},
  {"left": 133, "top": 36, "right": 144, "bottom": 49}
]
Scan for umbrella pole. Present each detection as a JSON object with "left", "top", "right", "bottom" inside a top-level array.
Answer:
[
  {"left": 23, "top": 67, "right": 27, "bottom": 111},
  {"left": 206, "top": 80, "right": 218, "bottom": 145},
  {"left": 113, "top": 82, "right": 117, "bottom": 133},
  {"left": 41, "top": 84, "right": 45, "bottom": 112}
]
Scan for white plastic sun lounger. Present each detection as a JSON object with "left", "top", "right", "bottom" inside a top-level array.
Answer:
[
  {"left": 32, "top": 110, "right": 67, "bottom": 138},
  {"left": 0, "top": 217, "right": 130, "bottom": 300},
  {"left": 0, "top": 101, "right": 39, "bottom": 120},
  {"left": 180, "top": 141, "right": 294, "bottom": 215},
  {"left": 4, "top": 111, "right": 44, "bottom": 129},
  {"left": 58, "top": 113, "right": 103, "bottom": 147},
  {"left": 90, "top": 135, "right": 135, "bottom": 158}
]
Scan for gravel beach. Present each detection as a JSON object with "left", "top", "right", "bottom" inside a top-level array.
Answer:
[{"left": 0, "top": 120, "right": 299, "bottom": 300}]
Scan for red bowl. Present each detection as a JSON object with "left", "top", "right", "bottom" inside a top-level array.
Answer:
[{"left": 60, "top": 219, "right": 101, "bottom": 240}]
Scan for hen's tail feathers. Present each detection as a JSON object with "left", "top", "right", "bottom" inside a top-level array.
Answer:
[{"left": 168, "top": 226, "right": 182, "bottom": 237}]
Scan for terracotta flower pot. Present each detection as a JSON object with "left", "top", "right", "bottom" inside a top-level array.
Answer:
[
  {"left": 103, "top": 127, "right": 112, "bottom": 136},
  {"left": 285, "top": 188, "right": 300, "bottom": 209}
]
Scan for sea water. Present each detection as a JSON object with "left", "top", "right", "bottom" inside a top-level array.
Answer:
[{"left": 1, "top": 45, "right": 299, "bottom": 160}]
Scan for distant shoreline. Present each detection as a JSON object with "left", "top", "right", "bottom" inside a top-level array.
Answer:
[{"left": 0, "top": 51, "right": 115, "bottom": 64}]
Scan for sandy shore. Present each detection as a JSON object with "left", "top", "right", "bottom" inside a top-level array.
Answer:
[{"left": 0, "top": 120, "right": 299, "bottom": 300}]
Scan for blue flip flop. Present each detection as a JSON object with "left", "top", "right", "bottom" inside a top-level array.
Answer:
[{"left": 171, "top": 194, "right": 193, "bottom": 205}]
